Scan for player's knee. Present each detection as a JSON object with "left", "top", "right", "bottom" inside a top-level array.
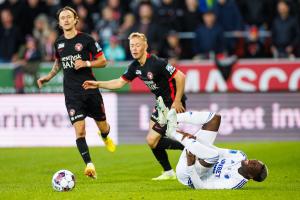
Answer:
[
  {"left": 76, "top": 130, "right": 86, "bottom": 138},
  {"left": 146, "top": 134, "right": 158, "bottom": 148},
  {"left": 203, "top": 114, "right": 221, "bottom": 132}
]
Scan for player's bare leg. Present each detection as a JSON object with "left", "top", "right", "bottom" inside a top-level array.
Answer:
[
  {"left": 147, "top": 120, "right": 184, "bottom": 180},
  {"left": 74, "top": 120, "right": 97, "bottom": 179},
  {"left": 95, "top": 120, "right": 116, "bottom": 152}
]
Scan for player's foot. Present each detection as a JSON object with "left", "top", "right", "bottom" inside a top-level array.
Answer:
[
  {"left": 84, "top": 163, "right": 97, "bottom": 179},
  {"left": 151, "top": 169, "right": 176, "bottom": 181},
  {"left": 166, "top": 108, "right": 177, "bottom": 139},
  {"left": 99, "top": 132, "right": 116, "bottom": 153},
  {"left": 156, "top": 96, "right": 169, "bottom": 125}
]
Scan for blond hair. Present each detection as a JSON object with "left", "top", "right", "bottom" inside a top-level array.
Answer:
[{"left": 128, "top": 32, "right": 147, "bottom": 42}]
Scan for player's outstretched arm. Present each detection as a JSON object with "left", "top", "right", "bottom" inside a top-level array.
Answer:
[
  {"left": 83, "top": 77, "right": 128, "bottom": 90},
  {"left": 37, "top": 59, "right": 61, "bottom": 88}
]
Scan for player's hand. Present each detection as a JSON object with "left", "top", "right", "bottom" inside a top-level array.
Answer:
[
  {"left": 82, "top": 80, "right": 99, "bottom": 90},
  {"left": 171, "top": 100, "right": 185, "bottom": 113},
  {"left": 177, "top": 130, "right": 196, "bottom": 141},
  {"left": 37, "top": 76, "right": 50, "bottom": 88},
  {"left": 186, "top": 150, "right": 196, "bottom": 166},
  {"left": 74, "top": 59, "right": 87, "bottom": 70}
]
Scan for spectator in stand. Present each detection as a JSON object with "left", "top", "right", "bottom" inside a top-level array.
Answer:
[
  {"left": 244, "top": 26, "right": 266, "bottom": 58},
  {"left": 105, "top": 0, "right": 126, "bottom": 25},
  {"left": 76, "top": 4, "right": 94, "bottom": 33},
  {"left": 0, "top": 0, "right": 23, "bottom": 25},
  {"left": 33, "top": 14, "right": 52, "bottom": 53},
  {"left": 94, "top": 6, "right": 119, "bottom": 47},
  {"left": 271, "top": 0, "right": 300, "bottom": 58},
  {"left": 13, "top": 36, "right": 41, "bottom": 93},
  {"left": 193, "top": 10, "right": 224, "bottom": 60},
  {"left": 130, "top": 1, "right": 163, "bottom": 54},
  {"left": 0, "top": 9, "right": 23, "bottom": 62},
  {"left": 181, "top": 0, "right": 202, "bottom": 59},
  {"left": 213, "top": 0, "right": 244, "bottom": 55},
  {"left": 41, "top": 30, "right": 57, "bottom": 61},
  {"left": 237, "top": 0, "right": 274, "bottom": 30},
  {"left": 159, "top": 30, "right": 183, "bottom": 65},
  {"left": 18, "top": 0, "right": 46, "bottom": 36},
  {"left": 182, "top": 0, "right": 202, "bottom": 32},
  {"left": 157, "top": 0, "right": 184, "bottom": 32},
  {"left": 118, "top": 13, "right": 135, "bottom": 37},
  {"left": 84, "top": 0, "right": 101, "bottom": 23},
  {"left": 118, "top": 13, "right": 136, "bottom": 59},
  {"left": 44, "top": 0, "right": 61, "bottom": 24},
  {"left": 103, "top": 35, "right": 126, "bottom": 62}
]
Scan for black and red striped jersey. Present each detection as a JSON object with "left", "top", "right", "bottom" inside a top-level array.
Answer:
[
  {"left": 121, "top": 54, "right": 186, "bottom": 105},
  {"left": 54, "top": 32, "right": 103, "bottom": 95}
]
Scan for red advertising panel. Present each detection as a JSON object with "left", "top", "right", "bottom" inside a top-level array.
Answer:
[{"left": 130, "top": 60, "right": 300, "bottom": 92}]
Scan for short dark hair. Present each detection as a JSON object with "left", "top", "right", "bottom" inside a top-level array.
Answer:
[
  {"left": 56, "top": 6, "right": 78, "bottom": 20},
  {"left": 253, "top": 163, "right": 268, "bottom": 182}
]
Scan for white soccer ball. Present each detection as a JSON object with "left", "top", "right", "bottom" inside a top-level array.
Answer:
[{"left": 52, "top": 169, "right": 75, "bottom": 192}]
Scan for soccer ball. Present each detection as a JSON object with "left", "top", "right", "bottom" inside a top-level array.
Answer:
[{"left": 52, "top": 169, "right": 75, "bottom": 192}]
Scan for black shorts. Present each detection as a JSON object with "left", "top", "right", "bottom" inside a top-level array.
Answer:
[
  {"left": 65, "top": 93, "right": 106, "bottom": 124},
  {"left": 151, "top": 99, "right": 186, "bottom": 123}
]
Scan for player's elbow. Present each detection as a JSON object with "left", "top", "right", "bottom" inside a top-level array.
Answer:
[
  {"left": 175, "top": 70, "right": 186, "bottom": 82},
  {"left": 101, "top": 59, "right": 108, "bottom": 67}
]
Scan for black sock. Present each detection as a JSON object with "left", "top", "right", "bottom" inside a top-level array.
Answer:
[
  {"left": 156, "top": 137, "right": 184, "bottom": 150},
  {"left": 100, "top": 124, "right": 110, "bottom": 139},
  {"left": 76, "top": 137, "right": 91, "bottom": 165},
  {"left": 151, "top": 148, "right": 172, "bottom": 171}
]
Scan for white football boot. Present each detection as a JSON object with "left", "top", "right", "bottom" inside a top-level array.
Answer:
[{"left": 156, "top": 96, "right": 169, "bottom": 126}]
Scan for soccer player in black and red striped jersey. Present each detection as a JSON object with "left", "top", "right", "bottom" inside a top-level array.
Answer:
[
  {"left": 37, "top": 6, "right": 116, "bottom": 179},
  {"left": 83, "top": 32, "right": 187, "bottom": 180}
]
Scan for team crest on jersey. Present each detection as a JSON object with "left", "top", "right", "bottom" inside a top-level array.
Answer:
[
  {"left": 69, "top": 109, "right": 76, "bottom": 116},
  {"left": 147, "top": 72, "right": 153, "bottom": 80},
  {"left": 58, "top": 43, "right": 65, "bottom": 49},
  {"left": 75, "top": 43, "right": 83, "bottom": 51}
]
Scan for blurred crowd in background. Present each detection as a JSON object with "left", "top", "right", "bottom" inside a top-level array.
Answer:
[{"left": 1, "top": 0, "right": 300, "bottom": 66}]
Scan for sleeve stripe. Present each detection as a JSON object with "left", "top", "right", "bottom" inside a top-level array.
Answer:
[
  {"left": 232, "top": 180, "right": 247, "bottom": 189},
  {"left": 168, "top": 69, "right": 178, "bottom": 81},
  {"left": 95, "top": 51, "right": 103, "bottom": 58}
]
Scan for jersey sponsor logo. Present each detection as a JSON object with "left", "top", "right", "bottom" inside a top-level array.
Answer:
[
  {"left": 166, "top": 64, "right": 175, "bottom": 75},
  {"left": 95, "top": 42, "right": 102, "bottom": 52},
  {"left": 69, "top": 109, "right": 75, "bottom": 117},
  {"left": 75, "top": 43, "right": 83, "bottom": 51},
  {"left": 135, "top": 70, "right": 142, "bottom": 75},
  {"left": 144, "top": 80, "right": 158, "bottom": 90},
  {"left": 70, "top": 114, "right": 84, "bottom": 121},
  {"left": 147, "top": 72, "right": 154, "bottom": 80},
  {"left": 58, "top": 43, "right": 65, "bottom": 49},
  {"left": 214, "top": 159, "right": 226, "bottom": 178},
  {"left": 61, "top": 54, "right": 82, "bottom": 69}
]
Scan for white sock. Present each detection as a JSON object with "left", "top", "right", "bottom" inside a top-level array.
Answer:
[
  {"left": 194, "top": 129, "right": 218, "bottom": 145},
  {"left": 181, "top": 137, "right": 219, "bottom": 162},
  {"left": 177, "top": 111, "right": 214, "bottom": 125}
]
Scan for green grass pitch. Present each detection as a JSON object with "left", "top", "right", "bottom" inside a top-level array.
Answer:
[{"left": 0, "top": 142, "right": 299, "bottom": 200}]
